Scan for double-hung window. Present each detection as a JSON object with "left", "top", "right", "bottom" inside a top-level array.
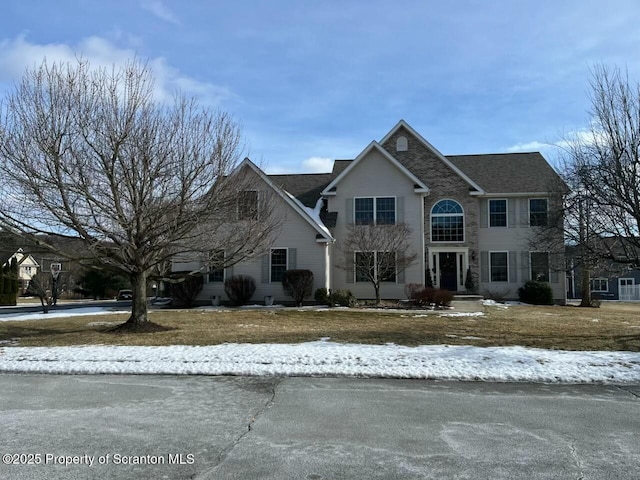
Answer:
[
  {"left": 270, "top": 248, "right": 287, "bottom": 282},
  {"left": 489, "top": 199, "right": 507, "bottom": 227},
  {"left": 529, "top": 198, "right": 548, "bottom": 227},
  {"left": 354, "top": 197, "right": 396, "bottom": 225},
  {"left": 238, "top": 190, "right": 258, "bottom": 220},
  {"left": 591, "top": 278, "right": 608, "bottom": 292},
  {"left": 490, "top": 252, "right": 508, "bottom": 282},
  {"left": 530, "top": 252, "right": 549, "bottom": 282},
  {"left": 355, "top": 251, "right": 396, "bottom": 282},
  {"left": 208, "top": 251, "right": 225, "bottom": 282}
]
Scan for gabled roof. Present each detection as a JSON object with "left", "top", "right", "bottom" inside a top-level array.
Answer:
[
  {"left": 320, "top": 141, "right": 430, "bottom": 196},
  {"left": 234, "top": 158, "right": 334, "bottom": 242},
  {"left": 381, "top": 120, "right": 485, "bottom": 194},
  {"left": 448, "top": 152, "right": 566, "bottom": 194}
]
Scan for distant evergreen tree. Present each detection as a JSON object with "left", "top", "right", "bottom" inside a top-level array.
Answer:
[{"left": 0, "top": 265, "right": 4, "bottom": 295}]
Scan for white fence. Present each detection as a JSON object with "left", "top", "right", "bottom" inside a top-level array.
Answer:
[{"left": 619, "top": 285, "right": 640, "bottom": 301}]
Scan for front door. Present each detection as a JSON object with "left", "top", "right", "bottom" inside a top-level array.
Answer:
[{"left": 439, "top": 252, "right": 458, "bottom": 291}]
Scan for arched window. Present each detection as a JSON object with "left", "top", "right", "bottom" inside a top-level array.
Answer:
[
  {"left": 396, "top": 136, "right": 408, "bottom": 152},
  {"left": 431, "top": 200, "right": 464, "bottom": 242}
]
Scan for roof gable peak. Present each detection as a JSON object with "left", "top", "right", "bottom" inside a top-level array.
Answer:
[
  {"left": 320, "top": 141, "right": 429, "bottom": 196},
  {"left": 380, "top": 120, "right": 485, "bottom": 194}
]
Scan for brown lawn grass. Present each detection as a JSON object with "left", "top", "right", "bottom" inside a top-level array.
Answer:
[{"left": 1, "top": 302, "right": 639, "bottom": 351}]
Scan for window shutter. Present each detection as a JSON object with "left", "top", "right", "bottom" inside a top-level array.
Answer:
[
  {"left": 346, "top": 251, "right": 354, "bottom": 283},
  {"left": 288, "top": 248, "right": 297, "bottom": 270},
  {"left": 396, "top": 197, "right": 404, "bottom": 223},
  {"left": 479, "top": 199, "right": 488, "bottom": 228},
  {"left": 480, "top": 251, "right": 489, "bottom": 283},
  {"left": 508, "top": 199, "right": 516, "bottom": 228},
  {"left": 521, "top": 251, "right": 530, "bottom": 280},
  {"left": 521, "top": 199, "right": 529, "bottom": 227},
  {"left": 509, "top": 251, "right": 518, "bottom": 283},
  {"left": 261, "top": 254, "right": 270, "bottom": 283},
  {"left": 397, "top": 251, "right": 405, "bottom": 284},
  {"left": 226, "top": 265, "right": 234, "bottom": 279},
  {"left": 345, "top": 198, "right": 353, "bottom": 225}
]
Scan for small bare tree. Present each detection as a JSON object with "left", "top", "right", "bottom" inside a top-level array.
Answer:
[
  {"left": 0, "top": 59, "right": 281, "bottom": 330},
  {"left": 337, "top": 223, "right": 417, "bottom": 304}
]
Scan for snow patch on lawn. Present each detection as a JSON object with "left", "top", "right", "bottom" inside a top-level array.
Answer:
[{"left": 0, "top": 307, "right": 130, "bottom": 322}]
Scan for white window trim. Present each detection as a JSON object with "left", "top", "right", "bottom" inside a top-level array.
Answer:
[
  {"left": 618, "top": 277, "right": 635, "bottom": 288},
  {"left": 237, "top": 189, "right": 259, "bottom": 220},
  {"left": 488, "top": 198, "right": 508, "bottom": 228},
  {"left": 354, "top": 251, "right": 397, "bottom": 284},
  {"left": 489, "top": 251, "right": 509, "bottom": 283},
  {"left": 591, "top": 277, "right": 609, "bottom": 293},
  {"left": 431, "top": 199, "right": 465, "bottom": 243},
  {"left": 529, "top": 251, "right": 550, "bottom": 282},
  {"left": 270, "top": 247, "right": 288, "bottom": 283},
  {"left": 528, "top": 197, "right": 548, "bottom": 227},
  {"left": 353, "top": 196, "right": 397, "bottom": 225},
  {"left": 208, "top": 251, "right": 226, "bottom": 283}
]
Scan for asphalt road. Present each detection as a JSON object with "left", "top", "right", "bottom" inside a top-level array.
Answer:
[{"left": 1, "top": 375, "right": 639, "bottom": 479}]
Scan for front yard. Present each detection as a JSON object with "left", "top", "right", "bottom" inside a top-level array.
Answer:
[{"left": 1, "top": 302, "right": 639, "bottom": 351}]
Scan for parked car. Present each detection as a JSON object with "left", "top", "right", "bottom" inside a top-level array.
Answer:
[{"left": 116, "top": 289, "right": 133, "bottom": 300}]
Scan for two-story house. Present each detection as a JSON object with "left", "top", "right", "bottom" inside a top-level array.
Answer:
[{"left": 178, "top": 120, "right": 566, "bottom": 304}]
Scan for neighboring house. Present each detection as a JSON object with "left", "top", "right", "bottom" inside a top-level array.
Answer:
[
  {"left": 174, "top": 120, "right": 566, "bottom": 304},
  {"left": 1, "top": 248, "right": 40, "bottom": 294},
  {"left": 566, "top": 245, "right": 640, "bottom": 301}
]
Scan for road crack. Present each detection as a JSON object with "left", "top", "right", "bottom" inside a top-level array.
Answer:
[
  {"left": 615, "top": 385, "right": 640, "bottom": 399},
  {"left": 568, "top": 440, "right": 585, "bottom": 480},
  {"left": 196, "top": 377, "right": 282, "bottom": 479}
]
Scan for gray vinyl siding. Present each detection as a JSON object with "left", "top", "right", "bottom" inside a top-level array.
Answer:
[
  {"left": 478, "top": 195, "right": 566, "bottom": 302},
  {"left": 186, "top": 169, "right": 331, "bottom": 305},
  {"left": 327, "top": 148, "right": 425, "bottom": 300}
]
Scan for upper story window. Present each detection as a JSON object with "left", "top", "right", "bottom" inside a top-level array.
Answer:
[
  {"left": 431, "top": 199, "right": 464, "bottom": 242},
  {"left": 238, "top": 190, "right": 258, "bottom": 220},
  {"left": 354, "top": 197, "right": 396, "bottom": 225},
  {"left": 529, "top": 198, "right": 548, "bottom": 227},
  {"left": 489, "top": 199, "right": 507, "bottom": 227}
]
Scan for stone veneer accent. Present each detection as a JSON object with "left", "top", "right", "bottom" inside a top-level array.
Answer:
[{"left": 381, "top": 126, "right": 481, "bottom": 285}]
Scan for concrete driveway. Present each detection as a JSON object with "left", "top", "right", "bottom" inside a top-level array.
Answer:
[{"left": 1, "top": 375, "right": 638, "bottom": 479}]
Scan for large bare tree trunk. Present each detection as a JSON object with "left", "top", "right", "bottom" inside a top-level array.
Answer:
[
  {"left": 580, "top": 267, "right": 592, "bottom": 307},
  {"left": 128, "top": 271, "right": 148, "bottom": 326}
]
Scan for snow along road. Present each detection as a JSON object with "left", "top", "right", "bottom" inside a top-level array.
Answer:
[{"left": 1, "top": 305, "right": 639, "bottom": 383}]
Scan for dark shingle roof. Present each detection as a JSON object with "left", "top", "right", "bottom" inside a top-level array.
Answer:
[
  {"left": 447, "top": 152, "right": 565, "bottom": 194},
  {"left": 269, "top": 173, "right": 335, "bottom": 207}
]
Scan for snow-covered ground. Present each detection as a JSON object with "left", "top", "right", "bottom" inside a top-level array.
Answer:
[
  {"left": 0, "top": 307, "right": 130, "bottom": 322},
  {"left": 0, "top": 306, "right": 638, "bottom": 383}
]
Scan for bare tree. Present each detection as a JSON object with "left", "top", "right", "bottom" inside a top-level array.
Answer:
[
  {"left": 26, "top": 272, "right": 63, "bottom": 314},
  {"left": 0, "top": 59, "right": 281, "bottom": 330},
  {"left": 568, "top": 65, "right": 640, "bottom": 262},
  {"left": 337, "top": 223, "right": 417, "bottom": 304}
]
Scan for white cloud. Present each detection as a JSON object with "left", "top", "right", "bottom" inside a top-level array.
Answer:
[
  {"left": 504, "top": 140, "right": 551, "bottom": 153},
  {"left": 0, "top": 35, "right": 233, "bottom": 106},
  {"left": 140, "top": 0, "right": 181, "bottom": 25},
  {"left": 301, "top": 156, "right": 334, "bottom": 173}
]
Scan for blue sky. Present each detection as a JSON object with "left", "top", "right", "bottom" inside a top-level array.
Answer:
[{"left": 1, "top": 1, "right": 639, "bottom": 173}]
